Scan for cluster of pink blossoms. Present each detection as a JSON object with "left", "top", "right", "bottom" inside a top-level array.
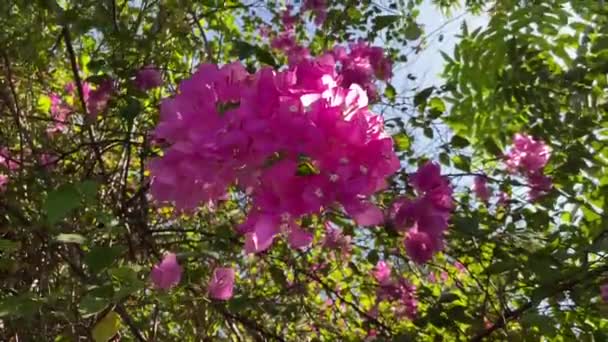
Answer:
[
  {"left": 0, "top": 149, "right": 16, "bottom": 191},
  {"left": 271, "top": 37, "right": 393, "bottom": 101},
  {"left": 47, "top": 65, "right": 161, "bottom": 134},
  {"left": 134, "top": 65, "right": 163, "bottom": 91},
  {"left": 390, "top": 162, "right": 454, "bottom": 264},
  {"left": 371, "top": 261, "right": 418, "bottom": 319},
  {"left": 323, "top": 221, "right": 353, "bottom": 256},
  {"left": 270, "top": 6, "right": 392, "bottom": 102},
  {"left": 601, "top": 284, "right": 608, "bottom": 303},
  {"left": 48, "top": 80, "right": 114, "bottom": 134},
  {"left": 473, "top": 175, "right": 491, "bottom": 202},
  {"left": 0, "top": 148, "right": 56, "bottom": 191},
  {"left": 505, "top": 133, "right": 552, "bottom": 200},
  {"left": 150, "top": 253, "right": 235, "bottom": 300},
  {"left": 150, "top": 52, "right": 399, "bottom": 253}
]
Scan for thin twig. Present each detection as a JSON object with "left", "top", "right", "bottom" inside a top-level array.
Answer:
[
  {"left": 61, "top": 26, "right": 108, "bottom": 178},
  {"left": 115, "top": 305, "right": 148, "bottom": 342}
]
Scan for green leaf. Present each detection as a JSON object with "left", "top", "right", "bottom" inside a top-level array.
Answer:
[
  {"left": 55, "top": 233, "right": 86, "bottom": 244},
  {"left": 79, "top": 294, "right": 109, "bottom": 317},
  {"left": 84, "top": 246, "right": 123, "bottom": 274},
  {"left": 438, "top": 292, "right": 461, "bottom": 303},
  {"left": 452, "top": 215, "right": 479, "bottom": 235},
  {"left": 92, "top": 311, "right": 121, "bottom": 342},
  {"left": 367, "top": 250, "right": 379, "bottom": 265},
  {"left": 37, "top": 94, "right": 51, "bottom": 113},
  {"left": 110, "top": 266, "right": 145, "bottom": 300},
  {"left": 451, "top": 135, "right": 470, "bottom": 148},
  {"left": 452, "top": 155, "right": 471, "bottom": 171},
  {"left": 254, "top": 47, "right": 278, "bottom": 68},
  {"left": 0, "top": 293, "right": 41, "bottom": 318},
  {"left": 120, "top": 97, "right": 141, "bottom": 123},
  {"left": 414, "top": 87, "right": 434, "bottom": 108},
  {"left": 45, "top": 184, "right": 81, "bottom": 224},
  {"left": 393, "top": 133, "right": 411, "bottom": 151},
  {"left": 384, "top": 83, "right": 396, "bottom": 102},
  {"left": 374, "top": 15, "right": 400, "bottom": 31},
  {"left": 269, "top": 265, "right": 287, "bottom": 287},
  {"left": 404, "top": 22, "right": 423, "bottom": 40},
  {"left": 76, "top": 180, "right": 98, "bottom": 202},
  {"left": 87, "top": 59, "right": 106, "bottom": 73},
  {"left": 0, "top": 239, "right": 21, "bottom": 253},
  {"left": 234, "top": 41, "right": 277, "bottom": 68},
  {"left": 428, "top": 97, "right": 445, "bottom": 118},
  {"left": 485, "top": 259, "right": 517, "bottom": 275},
  {"left": 483, "top": 137, "right": 503, "bottom": 156}
]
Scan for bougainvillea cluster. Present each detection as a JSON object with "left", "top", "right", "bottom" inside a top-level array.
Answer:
[
  {"left": 390, "top": 162, "right": 454, "bottom": 264},
  {"left": 134, "top": 65, "right": 163, "bottom": 91},
  {"left": 473, "top": 175, "right": 490, "bottom": 202},
  {"left": 47, "top": 80, "right": 114, "bottom": 134},
  {"left": 270, "top": 6, "right": 392, "bottom": 103},
  {"left": 601, "top": 284, "right": 608, "bottom": 303},
  {"left": 208, "top": 267, "right": 236, "bottom": 300},
  {"left": 150, "top": 252, "right": 182, "bottom": 290},
  {"left": 372, "top": 261, "right": 418, "bottom": 319},
  {"left": 150, "top": 49, "right": 399, "bottom": 254},
  {"left": 505, "top": 133, "right": 552, "bottom": 200},
  {"left": 150, "top": 253, "right": 235, "bottom": 300}
]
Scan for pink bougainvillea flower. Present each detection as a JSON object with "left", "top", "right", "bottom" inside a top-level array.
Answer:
[
  {"left": 0, "top": 174, "right": 8, "bottom": 191},
  {"left": 365, "top": 328, "right": 378, "bottom": 342},
  {"left": 372, "top": 261, "right": 392, "bottom": 285},
  {"left": 208, "top": 267, "right": 235, "bottom": 300},
  {"left": 601, "top": 284, "right": 608, "bottom": 302},
  {"left": 505, "top": 133, "right": 550, "bottom": 174},
  {"left": 243, "top": 215, "right": 280, "bottom": 254},
  {"left": 302, "top": 0, "right": 327, "bottom": 26},
  {"left": 150, "top": 52, "right": 398, "bottom": 254},
  {"left": 374, "top": 274, "right": 418, "bottom": 319},
  {"left": 288, "top": 225, "right": 314, "bottom": 249},
  {"left": 473, "top": 175, "right": 491, "bottom": 202},
  {"left": 0, "top": 148, "right": 20, "bottom": 171},
  {"left": 280, "top": 6, "right": 298, "bottom": 29},
  {"left": 150, "top": 252, "right": 182, "bottom": 289},
  {"left": 404, "top": 229, "right": 436, "bottom": 264},
  {"left": 527, "top": 172, "right": 552, "bottom": 201},
  {"left": 39, "top": 153, "right": 58, "bottom": 169},
  {"left": 47, "top": 92, "right": 72, "bottom": 134},
  {"left": 409, "top": 162, "right": 444, "bottom": 193},
  {"left": 134, "top": 65, "right": 163, "bottom": 91},
  {"left": 391, "top": 162, "right": 453, "bottom": 264},
  {"left": 497, "top": 192, "right": 510, "bottom": 206},
  {"left": 323, "top": 221, "right": 352, "bottom": 254},
  {"left": 86, "top": 79, "right": 114, "bottom": 117}
]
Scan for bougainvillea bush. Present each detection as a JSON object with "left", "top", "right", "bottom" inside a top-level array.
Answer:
[{"left": 1, "top": 0, "right": 608, "bottom": 340}]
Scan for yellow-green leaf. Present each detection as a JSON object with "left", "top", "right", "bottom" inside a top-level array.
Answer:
[{"left": 92, "top": 311, "right": 121, "bottom": 342}]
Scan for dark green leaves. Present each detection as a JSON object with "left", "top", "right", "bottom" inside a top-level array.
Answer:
[
  {"left": 44, "top": 181, "right": 99, "bottom": 224},
  {"left": 452, "top": 155, "right": 471, "bottom": 171},
  {"left": 450, "top": 135, "right": 470, "bottom": 148},
  {"left": 120, "top": 97, "right": 141, "bottom": 123},
  {"left": 234, "top": 41, "right": 278, "bottom": 68},
  {"left": 414, "top": 87, "right": 435, "bottom": 108},
  {"left": 405, "top": 22, "right": 423, "bottom": 40},
  {"left": 373, "top": 15, "right": 400, "bottom": 31},
  {"left": 44, "top": 184, "right": 81, "bottom": 225},
  {"left": 384, "top": 83, "right": 396, "bottom": 102},
  {"left": 84, "top": 246, "right": 123, "bottom": 274},
  {"left": 393, "top": 133, "right": 411, "bottom": 151},
  {"left": 0, "top": 293, "right": 41, "bottom": 319}
]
